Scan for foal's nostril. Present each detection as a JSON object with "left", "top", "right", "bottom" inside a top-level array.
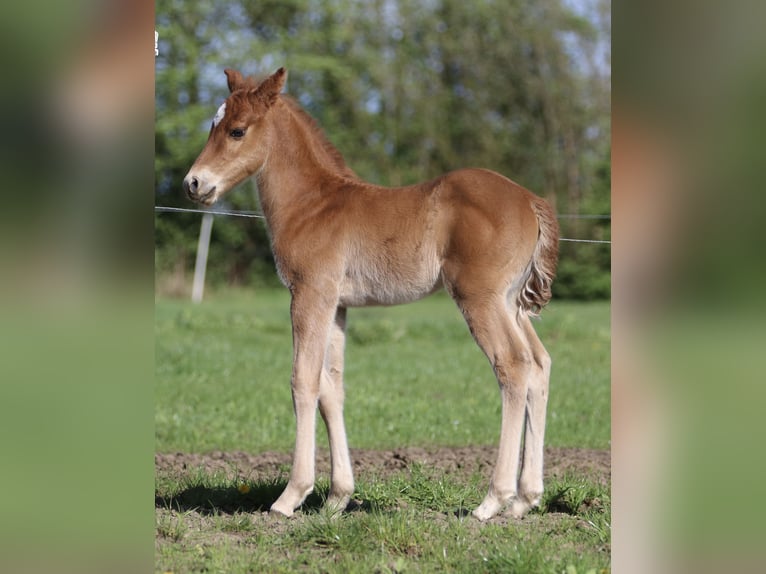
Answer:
[{"left": 183, "top": 176, "right": 199, "bottom": 196}]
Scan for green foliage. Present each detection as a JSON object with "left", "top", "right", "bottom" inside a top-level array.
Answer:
[
  {"left": 155, "top": 0, "right": 610, "bottom": 299},
  {"left": 554, "top": 156, "right": 611, "bottom": 300}
]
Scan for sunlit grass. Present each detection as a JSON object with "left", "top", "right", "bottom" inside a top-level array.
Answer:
[
  {"left": 155, "top": 289, "right": 610, "bottom": 453},
  {"left": 155, "top": 462, "right": 611, "bottom": 573},
  {"left": 155, "top": 288, "right": 610, "bottom": 573}
]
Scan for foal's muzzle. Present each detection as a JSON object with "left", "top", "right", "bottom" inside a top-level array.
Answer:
[{"left": 183, "top": 175, "right": 217, "bottom": 204}]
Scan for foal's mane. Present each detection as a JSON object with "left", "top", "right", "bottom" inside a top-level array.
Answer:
[
  {"left": 235, "top": 71, "right": 358, "bottom": 180},
  {"left": 279, "top": 96, "right": 359, "bottom": 180}
]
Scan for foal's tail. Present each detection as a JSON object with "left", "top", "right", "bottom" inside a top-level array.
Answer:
[{"left": 519, "top": 196, "right": 560, "bottom": 316}]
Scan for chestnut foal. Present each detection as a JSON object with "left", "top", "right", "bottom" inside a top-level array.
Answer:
[{"left": 183, "top": 68, "right": 559, "bottom": 520}]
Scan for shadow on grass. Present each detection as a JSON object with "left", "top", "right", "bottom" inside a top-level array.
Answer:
[
  {"left": 155, "top": 482, "right": 572, "bottom": 524},
  {"left": 155, "top": 479, "right": 330, "bottom": 515},
  {"left": 453, "top": 507, "right": 473, "bottom": 518},
  {"left": 543, "top": 487, "right": 579, "bottom": 514},
  {"left": 539, "top": 480, "right": 609, "bottom": 516}
]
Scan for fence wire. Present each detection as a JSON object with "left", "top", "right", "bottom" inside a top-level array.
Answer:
[{"left": 154, "top": 206, "right": 611, "bottom": 244}]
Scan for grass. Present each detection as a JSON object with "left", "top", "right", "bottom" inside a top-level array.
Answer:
[
  {"left": 155, "top": 288, "right": 610, "bottom": 573},
  {"left": 156, "top": 289, "right": 609, "bottom": 452},
  {"left": 155, "top": 463, "right": 610, "bottom": 573}
]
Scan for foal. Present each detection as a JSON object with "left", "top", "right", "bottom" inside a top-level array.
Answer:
[{"left": 183, "top": 68, "right": 559, "bottom": 521}]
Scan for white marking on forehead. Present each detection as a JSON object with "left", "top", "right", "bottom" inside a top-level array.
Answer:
[{"left": 212, "top": 102, "right": 226, "bottom": 127}]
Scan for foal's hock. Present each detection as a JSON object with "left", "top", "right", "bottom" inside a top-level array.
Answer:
[{"left": 184, "top": 67, "right": 559, "bottom": 520}]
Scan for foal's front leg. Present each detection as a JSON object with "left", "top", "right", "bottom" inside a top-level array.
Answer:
[{"left": 270, "top": 288, "right": 339, "bottom": 517}]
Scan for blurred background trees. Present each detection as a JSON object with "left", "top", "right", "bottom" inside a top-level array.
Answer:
[{"left": 155, "top": 0, "right": 610, "bottom": 299}]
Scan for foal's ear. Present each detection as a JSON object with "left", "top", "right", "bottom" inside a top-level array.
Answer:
[
  {"left": 224, "top": 68, "right": 245, "bottom": 93},
  {"left": 254, "top": 67, "right": 287, "bottom": 107}
]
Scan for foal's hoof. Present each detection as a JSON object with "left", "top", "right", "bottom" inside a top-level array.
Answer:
[
  {"left": 472, "top": 499, "right": 502, "bottom": 521},
  {"left": 268, "top": 505, "right": 294, "bottom": 519},
  {"left": 507, "top": 498, "right": 532, "bottom": 519},
  {"left": 324, "top": 494, "right": 352, "bottom": 515},
  {"left": 505, "top": 493, "right": 541, "bottom": 519}
]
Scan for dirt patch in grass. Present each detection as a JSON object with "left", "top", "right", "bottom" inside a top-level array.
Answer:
[
  {"left": 156, "top": 447, "right": 611, "bottom": 571},
  {"left": 156, "top": 445, "right": 609, "bottom": 491}
]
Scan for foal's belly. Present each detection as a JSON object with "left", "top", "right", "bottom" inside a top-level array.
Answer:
[{"left": 338, "top": 252, "right": 443, "bottom": 307}]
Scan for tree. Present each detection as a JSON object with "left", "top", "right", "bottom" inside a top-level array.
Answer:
[{"left": 155, "top": 0, "right": 611, "bottom": 298}]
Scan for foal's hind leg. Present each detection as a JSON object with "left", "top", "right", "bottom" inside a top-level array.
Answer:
[
  {"left": 454, "top": 293, "right": 534, "bottom": 521},
  {"left": 511, "top": 314, "right": 551, "bottom": 518},
  {"left": 318, "top": 307, "right": 354, "bottom": 513}
]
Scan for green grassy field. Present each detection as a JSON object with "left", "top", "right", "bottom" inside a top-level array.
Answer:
[
  {"left": 155, "top": 289, "right": 610, "bottom": 573},
  {"left": 156, "top": 289, "right": 609, "bottom": 453}
]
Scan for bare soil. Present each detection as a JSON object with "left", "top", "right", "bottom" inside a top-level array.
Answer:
[{"left": 156, "top": 445, "right": 609, "bottom": 489}]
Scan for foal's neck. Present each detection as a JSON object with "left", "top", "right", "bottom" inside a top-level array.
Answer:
[{"left": 255, "top": 101, "right": 356, "bottom": 233}]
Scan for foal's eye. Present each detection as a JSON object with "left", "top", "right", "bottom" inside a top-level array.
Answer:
[{"left": 229, "top": 128, "right": 246, "bottom": 139}]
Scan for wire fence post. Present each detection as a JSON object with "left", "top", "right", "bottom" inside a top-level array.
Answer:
[{"left": 191, "top": 212, "right": 214, "bottom": 303}]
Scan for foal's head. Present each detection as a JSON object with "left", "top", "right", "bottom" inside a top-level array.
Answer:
[{"left": 183, "top": 67, "right": 287, "bottom": 205}]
